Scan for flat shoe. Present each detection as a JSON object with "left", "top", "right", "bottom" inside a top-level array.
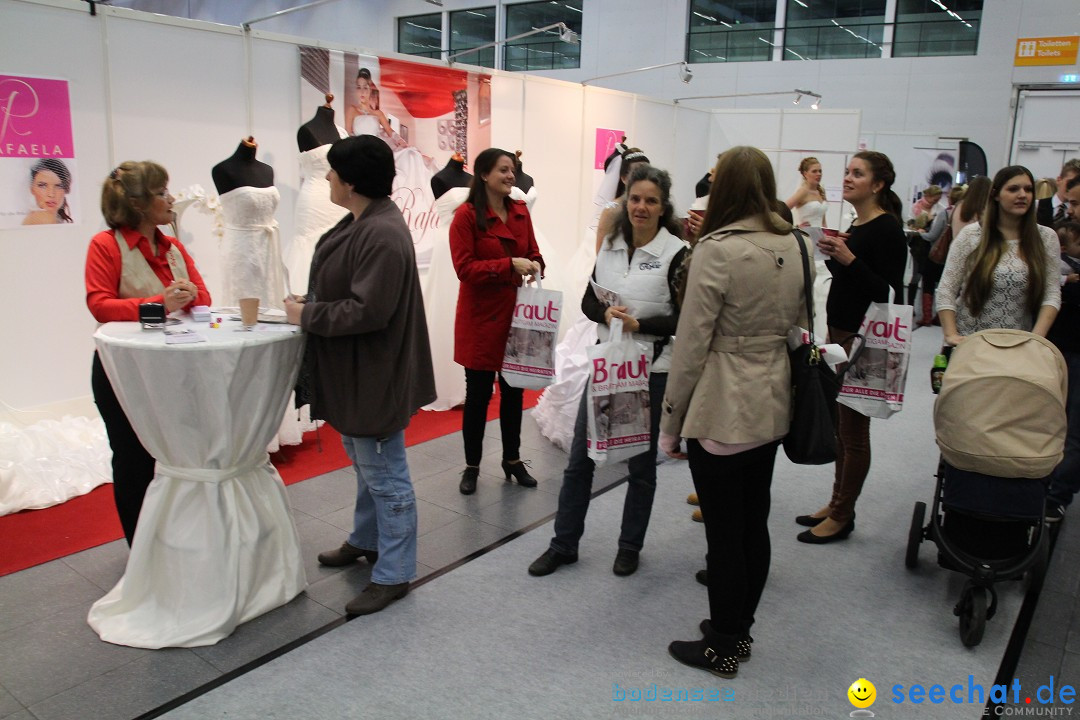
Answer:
[
  {"left": 795, "top": 514, "right": 826, "bottom": 527},
  {"left": 796, "top": 518, "right": 854, "bottom": 544}
]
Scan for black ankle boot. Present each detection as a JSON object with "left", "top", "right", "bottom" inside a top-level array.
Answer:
[
  {"left": 459, "top": 467, "right": 479, "bottom": 495},
  {"left": 502, "top": 459, "right": 537, "bottom": 487},
  {"left": 698, "top": 620, "right": 753, "bottom": 662},
  {"left": 668, "top": 630, "right": 739, "bottom": 678}
]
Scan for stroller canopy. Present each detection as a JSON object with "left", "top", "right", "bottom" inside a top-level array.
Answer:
[{"left": 935, "top": 329, "right": 1067, "bottom": 479}]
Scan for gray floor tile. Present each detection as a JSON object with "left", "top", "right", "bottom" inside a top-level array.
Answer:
[
  {"left": 417, "top": 499, "right": 467, "bottom": 537},
  {"left": 0, "top": 604, "right": 148, "bottom": 706},
  {"left": 1061, "top": 650, "right": 1080, "bottom": 689},
  {"left": 319, "top": 505, "right": 354, "bottom": 533},
  {"left": 471, "top": 485, "right": 560, "bottom": 531},
  {"left": 0, "top": 562, "right": 105, "bottom": 635},
  {"left": 415, "top": 515, "right": 510, "bottom": 570},
  {"left": 292, "top": 515, "right": 360, "bottom": 586},
  {"left": 405, "top": 446, "right": 455, "bottom": 481},
  {"left": 286, "top": 475, "right": 352, "bottom": 518},
  {"left": 413, "top": 465, "right": 528, "bottom": 514},
  {"left": 27, "top": 649, "right": 218, "bottom": 720},
  {"left": 302, "top": 564, "right": 375, "bottom": 614},
  {"left": 190, "top": 596, "right": 338, "bottom": 674},
  {"left": 0, "top": 711, "right": 34, "bottom": 720},
  {"left": 60, "top": 539, "right": 129, "bottom": 593},
  {"left": 304, "top": 562, "right": 436, "bottom": 613},
  {"left": 1049, "top": 545, "right": 1080, "bottom": 597},
  {"left": 408, "top": 431, "right": 463, "bottom": 462},
  {"left": 1028, "top": 590, "right": 1073, "bottom": 649},
  {"left": 482, "top": 445, "right": 568, "bottom": 486},
  {"left": 0, "top": 685, "right": 24, "bottom": 718},
  {"left": 1015, "top": 639, "right": 1064, "bottom": 696}
]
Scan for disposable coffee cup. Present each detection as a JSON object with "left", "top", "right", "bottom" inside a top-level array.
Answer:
[
  {"left": 820, "top": 228, "right": 840, "bottom": 238},
  {"left": 239, "top": 298, "right": 259, "bottom": 329}
]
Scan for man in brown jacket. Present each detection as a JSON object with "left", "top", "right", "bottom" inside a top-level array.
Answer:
[{"left": 285, "top": 135, "right": 436, "bottom": 615}]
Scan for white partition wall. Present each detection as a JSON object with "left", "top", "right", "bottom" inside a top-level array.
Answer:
[{"left": 0, "top": 0, "right": 872, "bottom": 416}]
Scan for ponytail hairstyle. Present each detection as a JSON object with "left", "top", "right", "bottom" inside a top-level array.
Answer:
[
  {"left": 798, "top": 156, "right": 826, "bottom": 201},
  {"left": 466, "top": 147, "right": 516, "bottom": 233},
  {"left": 100, "top": 161, "right": 169, "bottom": 230},
  {"left": 852, "top": 150, "right": 902, "bottom": 220},
  {"left": 615, "top": 147, "right": 649, "bottom": 199},
  {"left": 30, "top": 158, "right": 73, "bottom": 223},
  {"left": 963, "top": 165, "right": 1046, "bottom": 317},
  {"left": 948, "top": 183, "right": 967, "bottom": 207},
  {"left": 958, "top": 175, "right": 991, "bottom": 223}
]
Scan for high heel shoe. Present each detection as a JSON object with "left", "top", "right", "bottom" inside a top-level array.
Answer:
[
  {"left": 501, "top": 459, "right": 537, "bottom": 488},
  {"left": 796, "top": 518, "right": 855, "bottom": 544}
]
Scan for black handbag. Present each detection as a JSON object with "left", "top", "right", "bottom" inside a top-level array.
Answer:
[{"left": 782, "top": 231, "right": 856, "bottom": 465}]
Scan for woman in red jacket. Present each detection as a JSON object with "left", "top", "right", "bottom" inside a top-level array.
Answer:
[
  {"left": 450, "top": 148, "right": 545, "bottom": 495},
  {"left": 85, "top": 161, "right": 211, "bottom": 545}
]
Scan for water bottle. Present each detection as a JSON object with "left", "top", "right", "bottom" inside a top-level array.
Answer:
[{"left": 930, "top": 353, "right": 947, "bottom": 394}]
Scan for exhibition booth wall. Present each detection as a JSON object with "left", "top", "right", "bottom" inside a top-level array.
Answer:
[{"left": 0, "top": 0, "right": 862, "bottom": 417}]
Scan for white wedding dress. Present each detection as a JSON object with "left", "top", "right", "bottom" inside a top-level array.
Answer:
[
  {"left": 793, "top": 199, "right": 832, "bottom": 341},
  {"left": 352, "top": 115, "right": 438, "bottom": 268},
  {"left": 421, "top": 187, "right": 471, "bottom": 411},
  {"left": 219, "top": 186, "right": 285, "bottom": 310},
  {"left": 285, "top": 131, "right": 348, "bottom": 296}
]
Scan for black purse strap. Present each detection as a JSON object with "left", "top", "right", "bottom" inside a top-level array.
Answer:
[{"left": 792, "top": 230, "right": 819, "bottom": 346}]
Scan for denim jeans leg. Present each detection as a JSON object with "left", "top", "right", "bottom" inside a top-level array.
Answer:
[
  {"left": 551, "top": 389, "right": 596, "bottom": 555},
  {"left": 343, "top": 435, "right": 379, "bottom": 552},
  {"left": 619, "top": 372, "right": 666, "bottom": 552},
  {"left": 1048, "top": 350, "right": 1080, "bottom": 507},
  {"left": 341, "top": 431, "right": 417, "bottom": 585}
]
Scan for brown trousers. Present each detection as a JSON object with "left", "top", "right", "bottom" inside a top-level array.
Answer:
[{"left": 827, "top": 328, "right": 872, "bottom": 523}]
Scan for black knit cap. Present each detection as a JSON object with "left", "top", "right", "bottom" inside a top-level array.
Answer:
[{"left": 327, "top": 135, "right": 395, "bottom": 198}]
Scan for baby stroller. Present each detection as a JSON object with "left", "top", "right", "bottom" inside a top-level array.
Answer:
[{"left": 905, "top": 330, "right": 1067, "bottom": 647}]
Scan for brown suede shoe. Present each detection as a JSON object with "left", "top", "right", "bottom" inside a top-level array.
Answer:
[
  {"left": 345, "top": 582, "right": 410, "bottom": 615},
  {"left": 317, "top": 542, "right": 379, "bottom": 567}
]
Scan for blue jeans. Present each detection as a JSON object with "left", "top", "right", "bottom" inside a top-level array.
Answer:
[
  {"left": 1047, "top": 349, "right": 1080, "bottom": 508},
  {"left": 550, "top": 372, "right": 666, "bottom": 555},
  {"left": 341, "top": 431, "right": 417, "bottom": 585}
]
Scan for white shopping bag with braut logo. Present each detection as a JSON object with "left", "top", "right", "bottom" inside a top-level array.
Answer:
[{"left": 838, "top": 302, "right": 913, "bottom": 419}]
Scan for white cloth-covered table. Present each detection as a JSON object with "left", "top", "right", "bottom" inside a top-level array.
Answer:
[{"left": 87, "top": 318, "right": 307, "bottom": 648}]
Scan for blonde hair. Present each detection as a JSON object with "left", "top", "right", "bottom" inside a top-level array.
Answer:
[
  {"left": 101, "top": 161, "right": 168, "bottom": 230},
  {"left": 922, "top": 185, "right": 942, "bottom": 198},
  {"left": 798, "top": 156, "right": 826, "bottom": 200}
]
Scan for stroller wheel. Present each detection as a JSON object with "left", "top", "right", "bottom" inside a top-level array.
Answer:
[
  {"left": 956, "top": 583, "right": 988, "bottom": 647},
  {"left": 905, "top": 502, "right": 926, "bottom": 569}
]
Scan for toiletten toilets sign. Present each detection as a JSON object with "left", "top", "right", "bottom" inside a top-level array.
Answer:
[
  {"left": 0, "top": 74, "right": 79, "bottom": 228},
  {"left": 1014, "top": 36, "right": 1079, "bottom": 66}
]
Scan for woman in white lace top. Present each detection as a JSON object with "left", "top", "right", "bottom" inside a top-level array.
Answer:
[{"left": 936, "top": 165, "right": 1061, "bottom": 346}]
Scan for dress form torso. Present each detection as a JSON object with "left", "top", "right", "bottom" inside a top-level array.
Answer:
[{"left": 431, "top": 158, "right": 472, "bottom": 200}]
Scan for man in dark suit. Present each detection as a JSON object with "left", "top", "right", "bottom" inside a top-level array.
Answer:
[{"left": 1038, "top": 158, "right": 1080, "bottom": 228}]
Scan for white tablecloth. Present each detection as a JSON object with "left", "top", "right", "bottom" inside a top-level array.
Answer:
[{"left": 87, "top": 318, "right": 307, "bottom": 648}]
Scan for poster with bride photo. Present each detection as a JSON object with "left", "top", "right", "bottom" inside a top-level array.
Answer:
[
  {"left": 298, "top": 47, "right": 492, "bottom": 269},
  {"left": 0, "top": 74, "right": 78, "bottom": 229}
]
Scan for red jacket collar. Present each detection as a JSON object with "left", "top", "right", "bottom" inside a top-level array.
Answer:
[{"left": 118, "top": 226, "right": 172, "bottom": 254}]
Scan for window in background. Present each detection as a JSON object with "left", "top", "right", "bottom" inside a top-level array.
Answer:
[
  {"left": 450, "top": 6, "right": 496, "bottom": 68},
  {"left": 504, "top": 0, "right": 583, "bottom": 71},
  {"left": 687, "top": 0, "right": 776, "bottom": 64},
  {"left": 893, "top": 0, "right": 982, "bottom": 57},
  {"left": 784, "top": 0, "right": 887, "bottom": 60},
  {"left": 398, "top": 13, "right": 443, "bottom": 60}
]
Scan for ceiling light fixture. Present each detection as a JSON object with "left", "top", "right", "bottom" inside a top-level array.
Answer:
[
  {"left": 581, "top": 60, "right": 695, "bottom": 86},
  {"left": 793, "top": 94, "right": 802, "bottom": 105},
  {"left": 674, "top": 88, "right": 823, "bottom": 109},
  {"left": 446, "top": 21, "right": 578, "bottom": 64}
]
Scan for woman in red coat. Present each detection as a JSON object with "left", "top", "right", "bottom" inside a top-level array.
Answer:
[{"left": 450, "top": 148, "right": 545, "bottom": 495}]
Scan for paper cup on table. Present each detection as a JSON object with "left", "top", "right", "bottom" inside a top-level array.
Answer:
[{"left": 239, "top": 298, "right": 259, "bottom": 329}]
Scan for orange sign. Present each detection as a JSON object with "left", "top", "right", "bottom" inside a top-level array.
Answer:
[{"left": 1015, "top": 36, "right": 1079, "bottom": 66}]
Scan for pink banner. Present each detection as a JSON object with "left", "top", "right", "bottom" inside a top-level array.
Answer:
[
  {"left": 0, "top": 76, "right": 74, "bottom": 159},
  {"left": 594, "top": 128, "right": 624, "bottom": 170}
]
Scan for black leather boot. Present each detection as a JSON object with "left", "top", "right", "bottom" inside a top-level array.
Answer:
[
  {"left": 459, "top": 466, "right": 479, "bottom": 495},
  {"left": 501, "top": 459, "right": 537, "bottom": 487}
]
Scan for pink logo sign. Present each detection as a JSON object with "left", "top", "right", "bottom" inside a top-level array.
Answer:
[
  {"left": 595, "top": 128, "right": 625, "bottom": 170},
  {"left": 0, "top": 75, "right": 74, "bottom": 159}
]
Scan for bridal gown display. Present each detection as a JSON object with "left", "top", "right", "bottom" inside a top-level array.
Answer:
[
  {"left": 531, "top": 205, "right": 612, "bottom": 452},
  {"left": 421, "top": 186, "right": 470, "bottom": 411},
  {"left": 793, "top": 199, "right": 832, "bottom": 342},
  {"left": 352, "top": 115, "right": 438, "bottom": 267},
  {"left": 219, "top": 186, "right": 285, "bottom": 310},
  {"left": 285, "top": 130, "right": 347, "bottom": 297}
]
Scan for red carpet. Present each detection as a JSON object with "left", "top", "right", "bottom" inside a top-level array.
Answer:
[{"left": 0, "top": 390, "right": 539, "bottom": 577}]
